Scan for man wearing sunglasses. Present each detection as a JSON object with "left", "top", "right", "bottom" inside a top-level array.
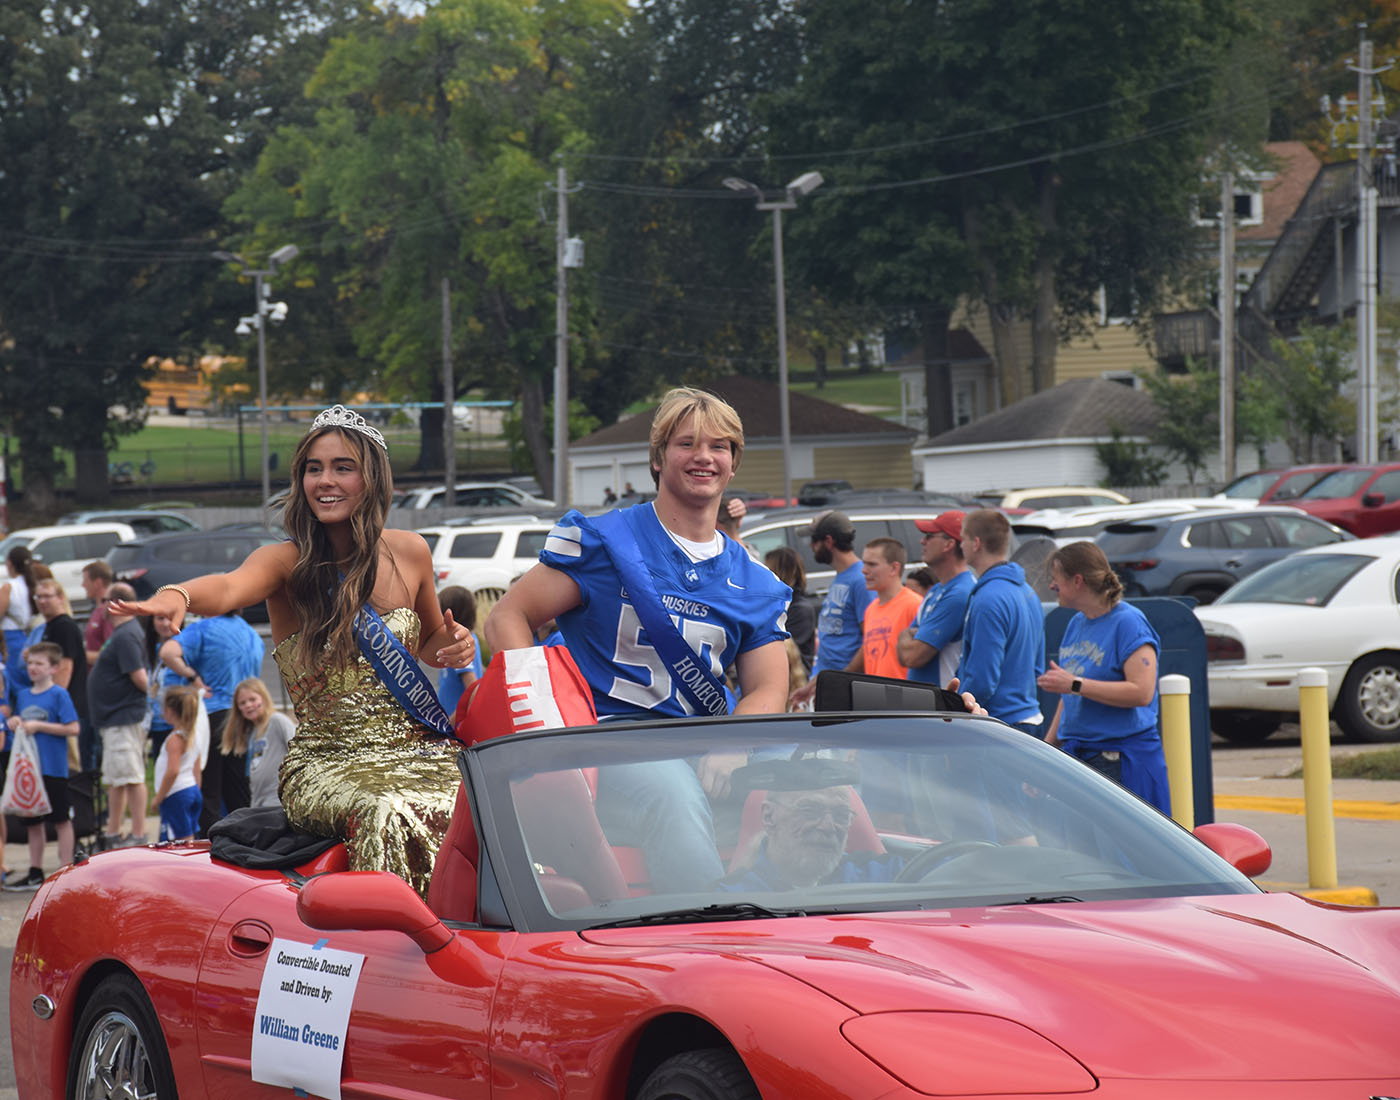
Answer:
[{"left": 898, "top": 511, "right": 973, "bottom": 687}]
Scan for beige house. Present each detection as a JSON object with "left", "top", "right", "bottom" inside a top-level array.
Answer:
[{"left": 566, "top": 375, "right": 916, "bottom": 505}]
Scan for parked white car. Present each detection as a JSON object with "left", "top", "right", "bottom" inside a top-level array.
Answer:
[
  {"left": 396, "top": 481, "right": 556, "bottom": 513},
  {"left": 0, "top": 522, "right": 137, "bottom": 616},
  {"left": 1194, "top": 535, "right": 1400, "bottom": 744},
  {"left": 418, "top": 516, "right": 558, "bottom": 606},
  {"left": 1015, "top": 498, "right": 1248, "bottom": 546}
]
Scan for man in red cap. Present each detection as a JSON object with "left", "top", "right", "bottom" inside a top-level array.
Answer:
[{"left": 897, "top": 510, "right": 973, "bottom": 687}]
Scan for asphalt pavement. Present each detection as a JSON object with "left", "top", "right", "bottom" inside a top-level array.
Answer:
[{"left": 0, "top": 727, "right": 1395, "bottom": 1097}]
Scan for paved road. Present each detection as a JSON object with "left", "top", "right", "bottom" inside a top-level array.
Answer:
[{"left": 1, "top": 729, "right": 1395, "bottom": 1096}]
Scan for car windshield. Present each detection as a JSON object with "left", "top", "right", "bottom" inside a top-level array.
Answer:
[
  {"left": 1299, "top": 469, "right": 1371, "bottom": 499},
  {"left": 1214, "top": 551, "right": 1373, "bottom": 606},
  {"left": 1217, "top": 471, "right": 1277, "bottom": 499},
  {"left": 467, "top": 715, "right": 1256, "bottom": 933}
]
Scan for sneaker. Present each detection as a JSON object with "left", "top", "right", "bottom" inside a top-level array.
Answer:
[
  {"left": 3, "top": 868, "right": 44, "bottom": 892},
  {"left": 116, "top": 834, "right": 149, "bottom": 848},
  {"left": 98, "top": 833, "right": 124, "bottom": 851}
]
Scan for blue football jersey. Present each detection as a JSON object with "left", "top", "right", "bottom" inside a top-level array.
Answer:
[{"left": 540, "top": 504, "right": 791, "bottom": 719}]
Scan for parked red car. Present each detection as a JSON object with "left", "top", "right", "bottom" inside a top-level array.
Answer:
[
  {"left": 1212, "top": 463, "right": 1348, "bottom": 504},
  {"left": 1291, "top": 462, "right": 1400, "bottom": 536}
]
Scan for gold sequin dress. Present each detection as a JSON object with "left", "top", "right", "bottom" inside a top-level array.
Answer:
[{"left": 274, "top": 607, "right": 460, "bottom": 898}]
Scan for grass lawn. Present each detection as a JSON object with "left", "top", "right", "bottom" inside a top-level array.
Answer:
[
  {"left": 788, "top": 367, "right": 902, "bottom": 412},
  {"left": 1299, "top": 747, "right": 1400, "bottom": 781},
  {"left": 60, "top": 420, "right": 513, "bottom": 489}
]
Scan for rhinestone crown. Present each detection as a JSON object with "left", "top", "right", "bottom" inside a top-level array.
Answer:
[{"left": 309, "top": 405, "right": 387, "bottom": 451}]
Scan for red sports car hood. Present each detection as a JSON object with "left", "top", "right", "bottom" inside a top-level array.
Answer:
[{"left": 584, "top": 893, "right": 1400, "bottom": 1079}]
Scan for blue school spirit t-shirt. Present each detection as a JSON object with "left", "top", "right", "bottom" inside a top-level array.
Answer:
[
  {"left": 812, "top": 560, "right": 874, "bottom": 677},
  {"left": 1056, "top": 602, "right": 1161, "bottom": 741},
  {"left": 14, "top": 683, "right": 79, "bottom": 777},
  {"left": 906, "top": 570, "right": 975, "bottom": 685},
  {"left": 539, "top": 504, "right": 790, "bottom": 719}
]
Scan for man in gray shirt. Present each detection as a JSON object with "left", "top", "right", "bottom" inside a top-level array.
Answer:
[{"left": 87, "top": 583, "right": 150, "bottom": 846}]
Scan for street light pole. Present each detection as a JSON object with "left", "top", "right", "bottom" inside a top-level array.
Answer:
[
  {"left": 723, "top": 172, "right": 824, "bottom": 506},
  {"left": 216, "top": 245, "right": 298, "bottom": 517}
]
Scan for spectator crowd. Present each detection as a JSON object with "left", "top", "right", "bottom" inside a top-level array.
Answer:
[{"left": 0, "top": 555, "right": 295, "bottom": 889}]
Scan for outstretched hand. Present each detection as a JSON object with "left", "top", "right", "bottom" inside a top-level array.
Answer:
[
  {"left": 108, "top": 592, "right": 186, "bottom": 632},
  {"left": 435, "top": 608, "right": 477, "bottom": 669}
]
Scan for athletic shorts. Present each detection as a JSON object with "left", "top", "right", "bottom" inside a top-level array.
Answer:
[
  {"left": 100, "top": 723, "right": 148, "bottom": 787},
  {"left": 158, "top": 786, "right": 202, "bottom": 842}
]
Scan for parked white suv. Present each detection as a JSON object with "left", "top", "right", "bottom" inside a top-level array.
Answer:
[
  {"left": 396, "top": 481, "right": 556, "bottom": 512},
  {"left": 418, "top": 516, "right": 557, "bottom": 606},
  {"left": 0, "top": 522, "right": 138, "bottom": 615}
]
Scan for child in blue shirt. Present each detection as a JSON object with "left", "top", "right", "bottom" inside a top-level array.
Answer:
[{"left": 4, "top": 642, "right": 79, "bottom": 890}]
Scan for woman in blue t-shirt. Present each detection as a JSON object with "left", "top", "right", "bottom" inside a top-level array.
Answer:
[{"left": 1037, "top": 541, "right": 1170, "bottom": 813}]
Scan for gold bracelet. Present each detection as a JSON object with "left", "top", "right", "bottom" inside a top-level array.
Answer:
[{"left": 154, "top": 583, "right": 192, "bottom": 612}]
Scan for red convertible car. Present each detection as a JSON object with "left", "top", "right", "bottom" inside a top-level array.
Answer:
[{"left": 12, "top": 712, "right": 1400, "bottom": 1099}]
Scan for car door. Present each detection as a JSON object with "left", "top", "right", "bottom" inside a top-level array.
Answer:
[
  {"left": 196, "top": 881, "right": 506, "bottom": 1100},
  {"left": 1214, "top": 513, "right": 1278, "bottom": 584},
  {"left": 30, "top": 533, "right": 84, "bottom": 606},
  {"left": 1354, "top": 469, "right": 1400, "bottom": 536}
]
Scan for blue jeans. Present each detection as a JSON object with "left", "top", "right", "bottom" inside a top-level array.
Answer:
[{"left": 594, "top": 759, "right": 723, "bottom": 893}]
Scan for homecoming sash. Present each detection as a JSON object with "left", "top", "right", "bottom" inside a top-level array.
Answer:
[
  {"left": 353, "top": 602, "right": 460, "bottom": 742},
  {"left": 592, "top": 510, "right": 735, "bottom": 717}
]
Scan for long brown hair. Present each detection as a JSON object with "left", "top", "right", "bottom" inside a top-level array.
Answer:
[
  {"left": 282, "top": 425, "right": 394, "bottom": 668},
  {"left": 1050, "top": 541, "right": 1124, "bottom": 605},
  {"left": 223, "top": 677, "right": 275, "bottom": 755}
]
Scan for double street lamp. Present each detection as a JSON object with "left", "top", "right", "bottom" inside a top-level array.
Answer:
[
  {"left": 214, "top": 245, "right": 299, "bottom": 514},
  {"left": 723, "top": 171, "right": 824, "bottom": 506}
]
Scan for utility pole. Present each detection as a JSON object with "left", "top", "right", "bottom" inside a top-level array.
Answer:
[
  {"left": 442, "top": 277, "right": 455, "bottom": 502},
  {"left": 1219, "top": 165, "right": 1236, "bottom": 482},
  {"left": 1351, "top": 25, "right": 1389, "bottom": 464},
  {"left": 554, "top": 162, "right": 569, "bottom": 508}
]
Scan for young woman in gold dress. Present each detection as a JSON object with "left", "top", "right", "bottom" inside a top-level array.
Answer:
[{"left": 111, "top": 407, "right": 476, "bottom": 896}]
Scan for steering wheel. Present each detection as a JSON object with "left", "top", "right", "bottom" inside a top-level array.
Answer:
[{"left": 895, "top": 840, "right": 999, "bottom": 882}]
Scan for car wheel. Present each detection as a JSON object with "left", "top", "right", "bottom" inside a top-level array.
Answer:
[
  {"left": 637, "top": 1048, "right": 760, "bottom": 1100},
  {"left": 1210, "top": 710, "right": 1281, "bottom": 745},
  {"left": 68, "top": 973, "right": 176, "bottom": 1100},
  {"left": 1339, "top": 653, "right": 1400, "bottom": 742},
  {"left": 1184, "top": 585, "right": 1224, "bottom": 606}
]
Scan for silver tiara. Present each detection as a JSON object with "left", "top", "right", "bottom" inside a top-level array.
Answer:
[{"left": 310, "top": 405, "right": 387, "bottom": 450}]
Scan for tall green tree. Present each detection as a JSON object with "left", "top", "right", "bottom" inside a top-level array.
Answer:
[
  {"left": 0, "top": 0, "right": 368, "bottom": 511},
  {"left": 565, "top": 0, "right": 805, "bottom": 426},
  {"left": 1263, "top": 320, "right": 1354, "bottom": 461},
  {"left": 229, "top": 0, "right": 627, "bottom": 490},
  {"left": 1141, "top": 359, "right": 1220, "bottom": 485},
  {"left": 766, "top": 0, "right": 1239, "bottom": 433}
]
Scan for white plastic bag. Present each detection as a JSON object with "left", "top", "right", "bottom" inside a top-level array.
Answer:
[{"left": 1, "top": 727, "right": 53, "bottom": 818}]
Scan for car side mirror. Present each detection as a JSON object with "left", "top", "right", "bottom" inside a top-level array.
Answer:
[
  {"left": 1362, "top": 492, "right": 1385, "bottom": 507},
  {"left": 298, "top": 870, "right": 467, "bottom": 958},
  {"left": 1192, "top": 822, "right": 1272, "bottom": 877}
]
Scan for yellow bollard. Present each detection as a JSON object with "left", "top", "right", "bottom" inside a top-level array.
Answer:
[
  {"left": 1159, "top": 674, "right": 1193, "bottom": 829},
  {"left": 1297, "top": 666, "right": 1338, "bottom": 889}
]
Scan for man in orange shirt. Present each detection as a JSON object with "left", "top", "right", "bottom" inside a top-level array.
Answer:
[{"left": 845, "top": 536, "right": 923, "bottom": 679}]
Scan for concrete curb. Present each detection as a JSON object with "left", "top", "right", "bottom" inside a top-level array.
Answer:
[{"left": 1288, "top": 885, "right": 1380, "bottom": 906}]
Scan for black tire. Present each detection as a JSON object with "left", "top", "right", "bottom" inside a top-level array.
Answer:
[
  {"left": 637, "top": 1048, "right": 760, "bottom": 1100},
  {"left": 1210, "top": 710, "right": 1282, "bottom": 745},
  {"left": 1339, "top": 653, "right": 1400, "bottom": 742},
  {"left": 68, "top": 973, "right": 176, "bottom": 1100}
]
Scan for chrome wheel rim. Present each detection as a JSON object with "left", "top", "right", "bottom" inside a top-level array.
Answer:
[
  {"left": 1358, "top": 664, "right": 1400, "bottom": 731},
  {"left": 74, "top": 1010, "right": 156, "bottom": 1100}
]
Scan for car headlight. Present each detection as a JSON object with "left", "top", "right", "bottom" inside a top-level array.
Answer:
[{"left": 841, "top": 1011, "right": 1096, "bottom": 1094}]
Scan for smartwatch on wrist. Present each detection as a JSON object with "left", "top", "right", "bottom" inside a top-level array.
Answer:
[{"left": 1070, "top": 678, "right": 1083, "bottom": 694}]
